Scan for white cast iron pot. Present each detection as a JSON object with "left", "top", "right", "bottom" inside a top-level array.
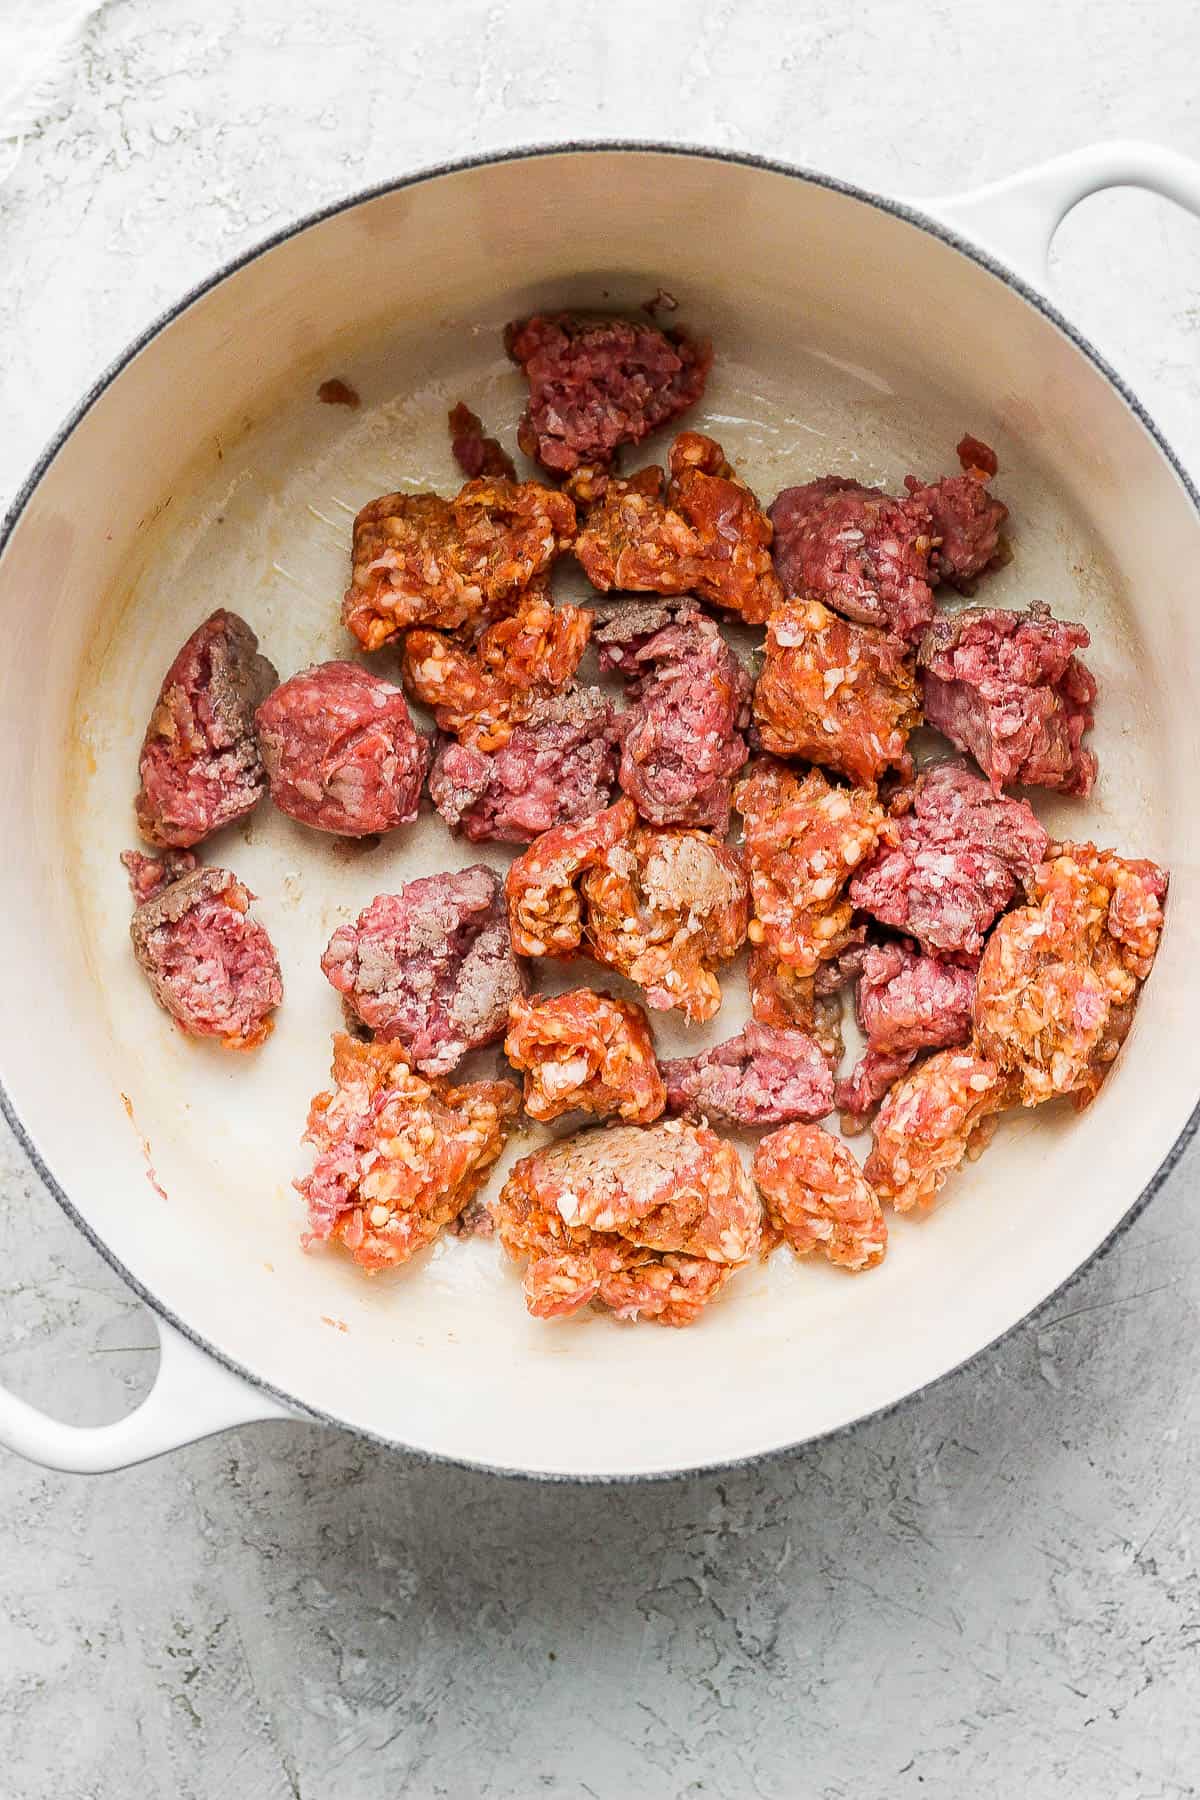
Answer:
[{"left": 1, "top": 141, "right": 1198, "bottom": 1481}]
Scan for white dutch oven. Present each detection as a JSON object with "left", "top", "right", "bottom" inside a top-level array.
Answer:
[{"left": 2, "top": 142, "right": 1199, "bottom": 1481}]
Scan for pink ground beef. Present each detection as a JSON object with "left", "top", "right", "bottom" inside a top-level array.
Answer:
[
  {"left": 836, "top": 940, "right": 978, "bottom": 1127},
  {"left": 447, "top": 402, "right": 517, "bottom": 482},
  {"left": 121, "top": 848, "right": 198, "bottom": 905},
  {"left": 320, "top": 864, "right": 525, "bottom": 1075},
  {"left": 129, "top": 865, "right": 282, "bottom": 1050},
  {"left": 255, "top": 661, "right": 429, "bottom": 837},
  {"left": 904, "top": 472, "right": 1007, "bottom": 588},
  {"left": 135, "top": 609, "right": 278, "bottom": 848},
  {"left": 504, "top": 312, "right": 712, "bottom": 473},
  {"left": 919, "top": 603, "right": 1097, "bottom": 795},
  {"left": 768, "top": 476, "right": 936, "bottom": 644},
  {"left": 849, "top": 762, "right": 1049, "bottom": 956},
  {"left": 662, "top": 1021, "right": 834, "bottom": 1126},
  {"left": 428, "top": 688, "right": 618, "bottom": 844}
]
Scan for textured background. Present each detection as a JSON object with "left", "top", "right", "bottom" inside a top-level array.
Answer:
[{"left": 2, "top": 3, "right": 1200, "bottom": 1796}]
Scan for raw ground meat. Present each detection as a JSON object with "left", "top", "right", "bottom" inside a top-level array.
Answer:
[
  {"left": 975, "top": 840, "right": 1168, "bottom": 1109},
  {"left": 135, "top": 609, "right": 278, "bottom": 848},
  {"left": 835, "top": 1048, "right": 921, "bottom": 1133},
  {"left": 320, "top": 865, "right": 525, "bottom": 1076},
  {"left": 849, "top": 761, "right": 1049, "bottom": 956},
  {"left": 429, "top": 688, "right": 618, "bottom": 843},
  {"left": 746, "top": 946, "right": 846, "bottom": 1067},
  {"left": 835, "top": 942, "right": 978, "bottom": 1129},
  {"left": 752, "top": 598, "right": 921, "bottom": 786},
  {"left": 448, "top": 402, "right": 517, "bottom": 482},
  {"left": 494, "top": 1117, "right": 761, "bottom": 1325},
  {"left": 662, "top": 1021, "right": 834, "bottom": 1126},
  {"left": 572, "top": 432, "right": 784, "bottom": 623},
  {"left": 905, "top": 473, "right": 1008, "bottom": 589},
  {"left": 402, "top": 594, "right": 591, "bottom": 750},
  {"left": 768, "top": 476, "right": 936, "bottom": 643},
  {"left": 506, "top": 797, "right": 638, "bottom": 958},
  {"left": 255, "top": 661, "right": 429, "bottom": 837},
  {"left": 343, "top": 477, "right": 576, "bottom": 647},
  {"left": 121, "top": 847, "right": 198, "bottom": 905},
  {"left": 734, "top": 759, "right": 885, "bottom": 978},
  {"left": 505, "top": 988, "right": 665, "bottom": 1124},
  {"left": 753, "top": 1123, "right": 887, "bottom": 1271},
  {"left": 864, "top": 1047, "right": 1014, "bottom": 1212},
  {"left": 504, "top": 312, "right": 711, "bottom": 473},
  {"left": 919, "top": 602, "right": 1098, "bottom": 795},
  {"left": 297, "top": 1033, "right": 519, "bottom": 1272},
  {"left": 581, "top": 822, "right": 750, "bottom": 1022},
  {"left": 129, "top": 865, "right": 282, "bottom": 1050}
]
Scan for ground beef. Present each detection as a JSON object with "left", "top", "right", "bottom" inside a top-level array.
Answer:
[
  {"left": 429, "top": 688, "right": 619, "bottom": 843},
  {"left": 581, "top": 822, "right": 750, "bottom": 1022},
  {"left": 129, "top": 866, "right": 282, "bottom": 1050},
  {"left": 752, "top": 1123, "right": 887, "bottom": 1271},
  {"left": 504, "top": 312, "right": 712, "bottom": 474},
  {"left": 835, "top": 1048, "right": 922, "bottom": 1133},
  {"left": 505, "top": 988, "right": 665, "bottom": 1124},
  {"left": 849, "top": 762, "right": 1049, "bottom": 956},
  {"left": 135, "top": 609, "right": 278, "bottom": 848},
  {"left": 662, "top": 1021, "right": 834, "bottom": 1126},
  {"left": 343, "top": 476, "right": 576, "bottom": 647},
  {"left": 835, "top": 941, "right": 978, "bottom": 1129},
  {"left": 572, "top": 432, "right": 784, "bottom": 623},
  {"left": 448, "top": 402, "right": 517, "bottom": 482},
  {"left": 121, "top": 847, "right": 198, "bottom": 905},
  {"left": 746, "top": 946, "right": 846, "bottom": 1067},
  {"left": 506, "top": 796, "right": 639, "bottom": 958},
  {"left": 919, "top": 602, "right": 1098, "bottom": 795},
  {"left": 752, "top": 597, "right": 921, "bottom": 786},
  {"left": 975, "top": 840, "right": 1168, "bottom": 1109},
  {"left": 768, "top": 476, "right": 936, "bottom": 644},
  {"left": 255, "top": 661, "right": 429, "bottom": 837},
  {"left": 320, "top": 865, "right": 525, "bottom": 1076},
  {"left": 864, "top": 1048, "right": 1014, "bottom": 1212},
  {"left": 734, "top": 759, "right": 885, "bottom": 978},
  {"left": 493, "top": 1117, "right": 761, "bottom": 1325},
  {"left": 296, "top": 1033, "right": 519, "bottom": 1272},
  {"left": 905, "top": 473, "right": 1008, "bottom": 589},
  {"left": 402, "top": 594, "right": 591, "bottom": 750}
]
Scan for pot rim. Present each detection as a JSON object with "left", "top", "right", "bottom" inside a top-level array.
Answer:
[{"left": 3, "top": 137, "right": 1197, "bottom": 1485}]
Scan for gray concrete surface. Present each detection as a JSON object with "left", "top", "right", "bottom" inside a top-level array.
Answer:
[{"left": 2, "top": 2, "right": 1200, "bottom": 1794}]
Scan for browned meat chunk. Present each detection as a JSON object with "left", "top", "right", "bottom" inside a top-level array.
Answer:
[
  {"left": 135, "top": 610, "right": 278, "bottom": 849},
  {"left": 129, "top": 866, "right": 282, "bottom": 1050},
  {"left": 752, "top": 598, "right": 921, "bottom": 786},
  {"left": 344, "top": 477, "right": 576, "bottom": 647},
  {"left": 753, "top": 1123, "right": 887, "bottom": 1270},
  {"left": 835, "top": 941, "right": 978, "bottom": 1128},
  {"left": 505, "top": 312, "right": 711, "bottom": 474},
  {"left": 506, "top": 797, "right": 638, "bottom": 958},
  {"left": 121, "top": 848, "right": 198, "bottom": 906},
  {"left": 573, "top": 432, "right": 784, "bottom": 624},
  {"left": 919, "top": 603, "right": 1097, "bottom": 795},
  {"left": 505, "top": 988, "right": 665, "bottom": 1124},
  {"left": 849, "top": 762, "right": 1049, "bottom": 956},
  {"left": 494, "top": 1118, "right": 761, "bottom": 1325},
  {"left": 663, "top": 1021, "right": 834, "bottom": 1126},
  {"left": 429, "top": 688, "right": 618, "bottom": 844},
  {"left": 448, "top": 402, "right": 517, "bottom": 482},
  {"left": 255, "top": 661, "right": 429, "bottom": 837},
  {"left": 402, "top": 594, "right": 591, "bottom": 750},
  {"left": 768, "top": 476, "right": 936, "bottom": 643},
  {"left": 864, "top": 1048, "right": 1013, "bottom": 1212},
  {"left": 297, "top": 1034, "right": 519, "bottom": 1272},
  {"left": 321, "top": 865, "right": 524, "bottom": 1075}
]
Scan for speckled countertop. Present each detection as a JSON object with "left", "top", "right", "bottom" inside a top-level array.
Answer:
[{"left": 2, "top": 4, "right": 1200, "bottom": 1796}]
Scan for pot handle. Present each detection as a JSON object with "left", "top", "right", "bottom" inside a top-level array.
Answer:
[
  {"left": 0, "top": 1313, "right": 294, "bottom": 1473},
  {"left": 920, "top": 139, "right": 1200, "bottom": 287}
]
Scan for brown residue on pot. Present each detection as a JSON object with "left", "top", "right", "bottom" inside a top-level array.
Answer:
[{"left": 317, "top": 378, "right": 361, "bottom": 409}]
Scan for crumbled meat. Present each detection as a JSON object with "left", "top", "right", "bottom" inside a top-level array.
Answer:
[
  {"left": 504, "top": 312, "right": 711, "bottom": 473},
  {"left": 734, "top": 759, "right": 886, "bottom": 978},
  {"left": 864, "top": 1048, "right": 1013, "bottom": 1212},
  {"left": 746, "top": 947, "right": 845, "bottom": 1067},
  {"left": 129, "top": 866, "right": 282, "bottom": 1050},
  {"left": 121, "top": 848, "right": 198, "bottom": 905},
  {"left": 255, "top": 661, "right": 429, "bottom": 837},
  {"left": 975, "top": 840, "right": 1168, "bottom": 1109},
  {"left": 505, "top": 988, "right": 665, "bottom": 1124},
  {"left": 573, "top": 432, "right": 784, "bottom": 623},
  {"left": 581, "top": 822, "right": 750, "bottom": 1022},
  {"left": 296, "top": 1033, "right": 519, "bottom": 1272},
  {"left": 919, "top": 602, "right": 1098, "bottom": 795},
  {"left": 768, "top": 476, "right": 936, "bottom": 643},
  {"left": 343, "top": 477, "right": 576, "bottom": 647},
  {"left": 905, "top": 473, "right": 1008, "bottom": 589},
  {"left": 849, "top": 761, "right": 1049, "bottom": 955},
  {"left": 753, "top": 1123, "right": 887, "bottom": 1270},
  {"left": 402, "top": 593, "right": 591, "bottom": 750},
  {"left": 835, "top": 1048, "right": 922, "bottom": 1132},
  {"left": 447, "top": 402, "right": 517, "bottom": 482},
  {"left": 135, "top": 610, "right": 278, "bottom": 848},
  {"left": 835, "top": 941, "right": 978, "bottom": 1129},
  {"left": 752, "top": 598, "right": 921, "bottom": 786},
  {"left": 320, "top": 865, "right": 525, "bottom": 1076},
  {"left": 955, "top": 433, "right": 999, "bottom": 479},
  {"left": 429, "top": 688, "right": 618, "bottom": 843},
  {"left": 663, "top": 1021, "right": 834, "bottom": 1126},
  {"left": 494, "top": 1117, "right": 761, "bottom": 1325},
  {"left": 505, "top": 797, "right": 638, "bottom": 958}
]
